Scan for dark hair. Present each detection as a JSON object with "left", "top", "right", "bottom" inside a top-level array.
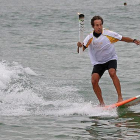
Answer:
[{"left": 91, "top": 16, "right": 103, "bottom": 26}]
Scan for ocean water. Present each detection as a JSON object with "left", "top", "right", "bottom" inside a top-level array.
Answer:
[{"left": 0, "top": 0, "right": 140, "bottom": 139}]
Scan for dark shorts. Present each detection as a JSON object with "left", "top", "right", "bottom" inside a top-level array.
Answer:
[{"left": 92, "top": 60, "right": 117, "bottom": 78}]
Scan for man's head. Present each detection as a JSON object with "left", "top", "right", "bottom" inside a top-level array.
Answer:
[{"left": 91, "top": 16, "right": 103, "bottom": 33}]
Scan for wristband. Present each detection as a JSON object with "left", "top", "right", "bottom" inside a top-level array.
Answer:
[
  {"left": 83, "top": 45, "right": 87, "bottom": 49},
  {"left": 133, "top": 39, "right": 137, "bottom": 43}
]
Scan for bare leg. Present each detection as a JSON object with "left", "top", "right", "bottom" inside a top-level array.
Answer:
[
  {"left": 108, "top": 68, "right": 123, "bottom": 102},
  {"left": 91, "top": 73, "right": 105, "bottom": 106}
]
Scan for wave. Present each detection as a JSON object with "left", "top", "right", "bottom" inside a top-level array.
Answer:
[{"left": 0, "top": 60, "right": 118, "bottom": 117}]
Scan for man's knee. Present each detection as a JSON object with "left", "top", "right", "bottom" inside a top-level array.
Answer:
[
  {"left": 109, "top": 68, "right": 116, "bottom": 78},
  {"left": 91, "top": 73, "right": 100, "bottom": 86}
]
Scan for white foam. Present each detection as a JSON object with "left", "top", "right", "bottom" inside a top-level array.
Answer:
[
  {"left": 0, "top": 60, "right": 118, "bottom": 117},
  {"left": 24, "top": 67, "right": 38, "bottom": 76},
  {"left": 0, "top": 60, "right": 45, "bottom": 116},
  {"left": 33, "top": 82, "right": 118, "bottom": 117},
  {"left": 0, "top": 61, "right": 37, "bottom": 89},
  {"left": 35, "top": 101, "right": 118, "bottom": 117},
  {"left": 0, "top": 81, "right": 6, "bottom": 89},
  {"left": 0, "top": 61, "right": 15, "bottom": 89}
]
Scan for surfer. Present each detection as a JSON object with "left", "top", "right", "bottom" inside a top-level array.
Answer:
[{"left": 77, "top": 16, "right": 140, "bottom": 106}]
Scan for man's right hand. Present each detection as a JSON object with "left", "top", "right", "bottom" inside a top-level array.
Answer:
[
  {"left": 77, "top": 42, "right": 86, "bottom": 53},
  {"left": 77, "top": 42, "right": 82, "bottom": 47}
]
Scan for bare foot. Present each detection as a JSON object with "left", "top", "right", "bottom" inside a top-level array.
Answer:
[
  {"left": 117, "top": 98, "right": 123, "bottom": 103},
  {"left": 99, "top": 103, "right": 105, "bottom": 107}
]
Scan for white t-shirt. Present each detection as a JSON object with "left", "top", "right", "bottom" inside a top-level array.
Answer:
[{"left": 83, "top": 28, "right": 122, "bottom": 66}]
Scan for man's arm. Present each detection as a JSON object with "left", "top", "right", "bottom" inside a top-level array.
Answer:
[{"left": 121, "top": 37, "right": 140, "bottom": 45}]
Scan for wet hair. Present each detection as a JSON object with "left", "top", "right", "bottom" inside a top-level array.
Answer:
[{"left": 91, "top": 16, "right": 103, "bottom": 26}]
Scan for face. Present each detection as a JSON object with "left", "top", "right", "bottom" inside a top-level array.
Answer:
[{"left": 93, "top": 19, "right": 103, "bottom": 34}]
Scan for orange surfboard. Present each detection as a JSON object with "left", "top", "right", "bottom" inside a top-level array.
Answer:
[{"left": 104, "top": 95, "right": 140, "bottom": 109}]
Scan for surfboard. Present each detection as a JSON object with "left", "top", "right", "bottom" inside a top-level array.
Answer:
[{"left": 104, "top": 95, "right": 140, "bottom": 109}]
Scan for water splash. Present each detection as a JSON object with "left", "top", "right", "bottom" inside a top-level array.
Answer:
[
  {"left": 0, "top": 60, "right": 45, "bottom": 116},
  {"left": 0, "top": 60, "right": 118, "bottom": 117}
]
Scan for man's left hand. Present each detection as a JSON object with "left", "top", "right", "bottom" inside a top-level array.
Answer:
[{"left": 134, "top": 39, "right": 140, "bottom": 45}]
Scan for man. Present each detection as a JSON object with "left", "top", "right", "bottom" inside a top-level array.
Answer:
[{"left": 77, "top": 16, "right": 140, "bottom": 106}]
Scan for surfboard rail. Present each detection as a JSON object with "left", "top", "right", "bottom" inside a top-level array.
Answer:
[{"left": 104, "top": 95, "right": 140, "bottom": 109}]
